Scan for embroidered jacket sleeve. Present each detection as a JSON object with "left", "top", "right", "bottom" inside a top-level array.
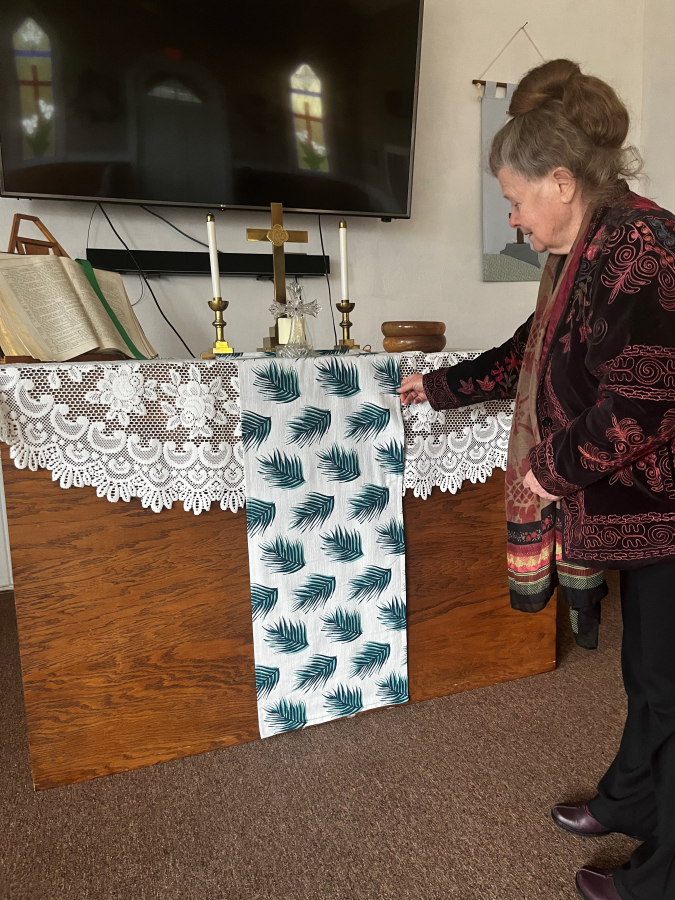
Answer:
[
  {"left": 422, "top": 315, "right": 533, "bottom": 410},
  {"left": 529, "top": 217, "right": 675, "bottom": 497}
]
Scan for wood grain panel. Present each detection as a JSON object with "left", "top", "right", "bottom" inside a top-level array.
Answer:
[
  {"left": 404, "top": 471, "right": 557, "bottom": 701},
  {"left": 2, "top": 446, "right": 556, "bottom": 789},
  {"left": 2, "top": 445, "right": 259, "bottom": 790}
]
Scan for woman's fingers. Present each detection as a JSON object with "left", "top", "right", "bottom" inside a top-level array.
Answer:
[
  {"left": 398, "top": 374, "right": 427, "bottom": 405},
  {"left": 400, "top": 391, "right": 419, "bottom": 405},
  {"left": 399, "top": 389, "right": 427, "bottom": 405},
  {"left": 396, "top": 377, "right": 429, "bottom": 405},
  {"left": 398, "top": 374, "right": 423, "bottom": 393}
]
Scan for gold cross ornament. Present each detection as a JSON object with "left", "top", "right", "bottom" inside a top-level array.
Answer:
[{"left": 246, "top": 203, "right": 308, "bottom": 305}]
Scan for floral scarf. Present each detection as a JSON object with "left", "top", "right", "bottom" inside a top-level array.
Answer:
[{"left": 505, "top": 207, "right": 607, "bottom": 648}]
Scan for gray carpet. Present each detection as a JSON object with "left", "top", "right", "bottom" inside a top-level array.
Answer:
[{"left": 0, "top": 574, "right": 637, "bottom": 900}]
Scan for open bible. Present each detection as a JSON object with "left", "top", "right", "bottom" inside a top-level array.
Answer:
[{"left": 0, "top": 254, "right": 157, "bottom": 361}]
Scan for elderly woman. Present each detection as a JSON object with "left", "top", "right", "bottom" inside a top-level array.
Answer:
[{"left": 399, "top": 59, "right": 675, "bottom": 900}]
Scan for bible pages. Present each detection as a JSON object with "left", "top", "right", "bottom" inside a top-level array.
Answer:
[{"left": 0, "top": 255, "right": 157, "bottom": 361}]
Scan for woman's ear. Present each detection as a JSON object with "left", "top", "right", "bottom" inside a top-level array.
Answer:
[{"left": 551, "top": 167, "right": 578, "bottom": 205}]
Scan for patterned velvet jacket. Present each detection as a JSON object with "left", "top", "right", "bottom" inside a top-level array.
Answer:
[{"left": 423, "top": 193, "right": 675, "bottom": 567}]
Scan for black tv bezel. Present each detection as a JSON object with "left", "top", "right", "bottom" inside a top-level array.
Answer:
[{"left": 0, "top": 0, "right": 424, "bottom": 220}]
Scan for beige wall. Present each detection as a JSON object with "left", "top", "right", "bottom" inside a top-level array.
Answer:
[
  {"left": 0, "top": 0, "right": 647, "bottom": 358},
  {"left": 641, "top": 0, "right": 675, "bottom": 211}
]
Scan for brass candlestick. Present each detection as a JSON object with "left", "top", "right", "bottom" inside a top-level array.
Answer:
[
  {"left": 209, "top": 296, "right": 233, "bottom": 355},
  {"left": 335, "top": 300, "right": 359, "bottom": 350}
]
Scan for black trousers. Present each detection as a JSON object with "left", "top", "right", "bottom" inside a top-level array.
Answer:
[{"left": 587, "top": 562, "right": 675, "bottom": 900}]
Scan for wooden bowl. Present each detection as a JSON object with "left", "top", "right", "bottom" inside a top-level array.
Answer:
[
  {"left": 381, "top": 321, "right": 446, "bottom": 338},
  {"left": 382, "top": 334, "right": 447, "bottom": 353}
]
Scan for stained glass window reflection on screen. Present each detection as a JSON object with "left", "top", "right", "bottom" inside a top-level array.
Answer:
[
  {"left": 13, "top": 18, "right": 55, "bottom": 160},
  {"left": 290, "top": 64, "right": 328, "bottom": 172}
]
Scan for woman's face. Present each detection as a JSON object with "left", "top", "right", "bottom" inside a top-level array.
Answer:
[{"left": 497, "top": 166, "right": 580, "bottom": 255}]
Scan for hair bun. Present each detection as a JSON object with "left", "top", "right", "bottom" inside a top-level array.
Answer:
[
  {"left": 490, "top": 58, "right": 641, "bottom": 205},
  {"left": 508, "top": 59, "right": 581, "bottom": 116},
  {"left": 508, "top": 58, "right": 628, "bottom": 150}
]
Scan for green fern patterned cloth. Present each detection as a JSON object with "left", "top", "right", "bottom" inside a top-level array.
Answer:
[{"left": 239, "top": 355, "right": 409, "bottom": 737}]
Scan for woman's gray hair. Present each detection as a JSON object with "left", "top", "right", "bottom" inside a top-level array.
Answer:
[{"left": 490, "top": 59, "right": 642, "bottom": 205}]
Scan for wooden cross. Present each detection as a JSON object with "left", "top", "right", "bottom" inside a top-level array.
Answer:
[
  {"left": 19, "top": 64, "right": 51, "bottom": 104},
  {"left": 246, "top": 203, "right": 308, "bottom": 305},
  {"left": 294, "top": 101, "right": 322, "bottom": 143}
]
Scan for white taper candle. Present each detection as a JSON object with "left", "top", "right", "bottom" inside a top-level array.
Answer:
[
  {"left": 339, "top": 218, "right": 349, "bottom": 301},
  {"left": 206, "top": 213, "right": 221, "bottom": 299}
]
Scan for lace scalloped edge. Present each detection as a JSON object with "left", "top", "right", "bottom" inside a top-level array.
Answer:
[
  {"left": 6, "top": 438, "right": 246, "bottom": 516},
  {"left": 402, "top": 450, "right": 508, "bottom": 499},
  {"left": 3, "top": 435, "right": 508, "bottom": 514}
]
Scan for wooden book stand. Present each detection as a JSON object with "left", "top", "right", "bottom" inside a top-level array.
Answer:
[{"left": 8, "top": 214, "right": 70, "bottom": 258}]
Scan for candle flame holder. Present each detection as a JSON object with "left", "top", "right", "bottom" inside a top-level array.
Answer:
[
  {"left": 209, "top": 296, "right": 233, "bottom": 355},
  {"left": 334, "top": 300, "right": 359, "bottom": 351}
]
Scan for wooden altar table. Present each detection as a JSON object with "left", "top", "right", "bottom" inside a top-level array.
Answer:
[{"left": 2, "top": 446, "right": 556, "bottom": 790}]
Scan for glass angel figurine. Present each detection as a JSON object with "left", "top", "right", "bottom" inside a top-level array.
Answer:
[{"left": 271, "top": 281, "right": 320, "bottom": 358}]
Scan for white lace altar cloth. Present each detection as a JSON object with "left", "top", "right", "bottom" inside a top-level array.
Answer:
[
  {"left": 400, "top": 352, "right": 514, "bottom": 499},
  {"left": 0, "top": 353, "right": 513, "bottom": 514}
]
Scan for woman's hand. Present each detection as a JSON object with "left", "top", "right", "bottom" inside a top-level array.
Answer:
[
  {"left": 397, "top": 374, "right": 428, "bottom": 405},
  {"left": 523, "top": 468, "right": 561, "bottom": 502}
]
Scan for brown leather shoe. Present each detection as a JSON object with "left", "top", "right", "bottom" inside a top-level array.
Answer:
[
  {"left": 552, "top": 801, "right": 611, "bottom": 837},
  {"left": 575, "top": 866, "right": 621, "bottom": 900}
]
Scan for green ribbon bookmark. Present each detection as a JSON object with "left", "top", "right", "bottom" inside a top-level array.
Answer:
[{"left": 75, "top": 259, "right": 147, "bottom": 360}]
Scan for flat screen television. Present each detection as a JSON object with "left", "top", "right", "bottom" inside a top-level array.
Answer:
[{"left": 0, "top": 0, "right": 423, "bottom": 218}]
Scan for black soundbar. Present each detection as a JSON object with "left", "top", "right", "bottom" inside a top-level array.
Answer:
[{"left": 86, "top": 248, "right": 330, "bottom": 278}]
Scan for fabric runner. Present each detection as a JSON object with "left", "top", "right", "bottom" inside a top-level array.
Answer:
[{"left": 238, "top": 355, "right": 409, "bottom": 737}]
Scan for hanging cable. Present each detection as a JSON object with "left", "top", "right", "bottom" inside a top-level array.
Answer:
[
  {"left": 130, "top": 276, "right": 146, "bottom": 308},
  {"left": 97, "top": 204, "right": 195, "bottom": 357},
  {"left": 521, "top": 24, "right": 546, "bottom": 63},
  {"left": 474, "top": 21, "right": 545, "bottom": 86},
  {"left": 318, "top": 214, "right": 338, "bottom": 347},
  {"left": 88, "top": 202, "right": 145, "bottom": 307},
  {"left": 139, "top": 205, "right": 210, "bottom": 248},
  {"left": 86, "top": 202, "right": 96, "bottom": 250}
]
